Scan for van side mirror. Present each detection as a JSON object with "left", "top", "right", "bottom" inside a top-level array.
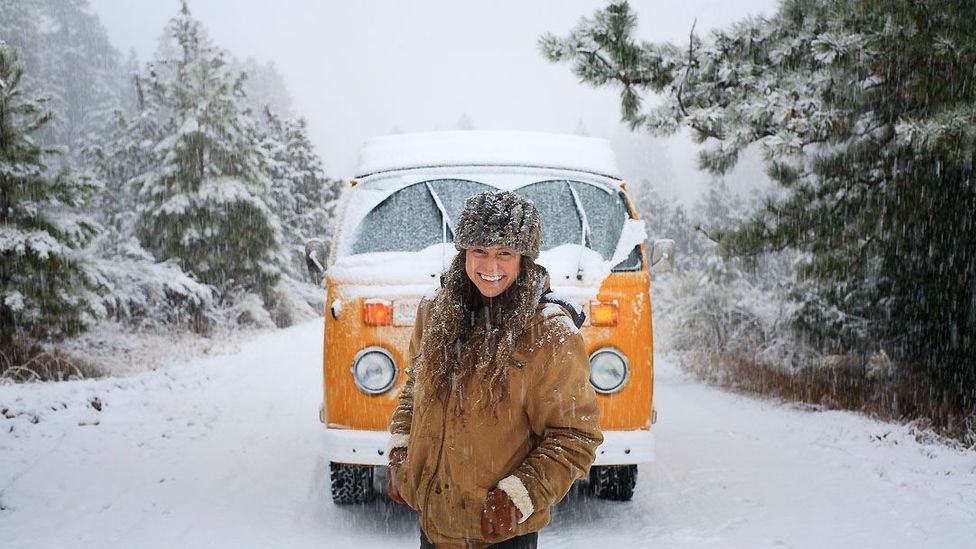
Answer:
[
  {"left": 305, "top": 239, "right": 328, "bottom": 285},
  {"left": 650, "top": 239, "right": 675, "bottom": 273}
]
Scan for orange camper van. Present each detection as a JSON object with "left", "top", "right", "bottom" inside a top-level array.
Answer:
[{"left": 306, "top": 131, "right": 674, "bottom": 505}]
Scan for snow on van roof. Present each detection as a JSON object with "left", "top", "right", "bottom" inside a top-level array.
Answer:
[{"left": 355, "top": 131, "right": 622, "bottom": 180}]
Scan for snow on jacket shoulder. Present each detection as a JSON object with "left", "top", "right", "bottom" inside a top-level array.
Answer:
[{"left": 389, "top": 294, "right": 603, "bottom": 549}]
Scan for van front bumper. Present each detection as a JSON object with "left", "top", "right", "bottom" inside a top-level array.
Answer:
[
  {"left": 323, "top": 427, "right": 655, "bottom": 467},
  {"left": 323, "top": 428, "right": 391, "bottom": 466},
  {"left": 592, "top": 429, "right": 655, "bottom": 465}
]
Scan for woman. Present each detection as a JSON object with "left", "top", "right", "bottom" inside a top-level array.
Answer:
[{"left": 386, "top": 190, "right": 603, "bottom": 549}]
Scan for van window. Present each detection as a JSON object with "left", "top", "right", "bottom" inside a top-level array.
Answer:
[
  {"left": 350, "top": 180, "right": 492, "bottom": 254},
  {"left": 350, "top": 179, "right": 641, "bottom": 270},
  {"left": 518, "top": 180, "right": 640, "bottom": 270}
]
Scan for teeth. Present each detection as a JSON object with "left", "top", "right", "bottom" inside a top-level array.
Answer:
[{"left": 479, "top": 273, "right": 503, "bottom": 282}]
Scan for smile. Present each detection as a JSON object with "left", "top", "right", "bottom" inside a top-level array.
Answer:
[{"left": 478, "top": 273, "right": 504, "bottom": 282}]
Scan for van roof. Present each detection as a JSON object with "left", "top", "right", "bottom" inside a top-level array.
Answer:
[{"left": 355, "top": 131, "right": 622, "bottom": 180}]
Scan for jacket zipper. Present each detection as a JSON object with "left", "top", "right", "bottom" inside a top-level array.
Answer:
[{"left": 422, "top": 372, "right": 452, "bottom": 537}]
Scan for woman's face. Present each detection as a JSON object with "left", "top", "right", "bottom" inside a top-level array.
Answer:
[{"left": 465, "top": 246, "right": 522, "bottom": 298}]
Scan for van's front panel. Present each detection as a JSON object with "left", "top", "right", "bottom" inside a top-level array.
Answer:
[
  {"left": 323, "top": 272, "right": 654, "bottom": 431},
  {"left": 322, "top": 289, "right": 417, "bottom": 431},
  {"left": 584, "top": 268, "right": 654, "bottom": 430}
]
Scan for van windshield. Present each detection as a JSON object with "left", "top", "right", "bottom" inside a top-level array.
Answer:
[
  {"left": 518, "top": 180, "right": 630, "bottom": 262},
  {"left": 349, "top": 179, "right": 639, "bottom": 269},
  {"left": 349, "top": 180, "right": 492, "bottom": 255}
]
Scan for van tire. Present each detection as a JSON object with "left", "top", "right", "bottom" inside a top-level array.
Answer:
[
  {"left": 330, "top": 462, "right": 375, "bottom": 504},
  {"left": 590, "top": 464, "right": 637, "bottom": 501}
]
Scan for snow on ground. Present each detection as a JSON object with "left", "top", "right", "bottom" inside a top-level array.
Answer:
[{"left": 1, "top": 319, "right": 974, "bottom": 548}]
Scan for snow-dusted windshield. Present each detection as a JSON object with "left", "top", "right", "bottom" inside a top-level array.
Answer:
[
  {"left": 350, "top": 180, "right": 492, "bottom": 254},
  {"left": 519, "top": 180, "right": 639, "bottom": 268},
  {"left": 350, "top": 178, "right": 639, "bottom": 269}
]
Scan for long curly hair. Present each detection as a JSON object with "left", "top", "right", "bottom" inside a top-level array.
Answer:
[{"left": 416, "top": 250, "right": 547, "bottom": 413}]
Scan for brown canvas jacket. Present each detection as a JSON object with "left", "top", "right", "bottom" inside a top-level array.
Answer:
[{"left": 389, "top": 294, "right": 603, "bottom": 548}]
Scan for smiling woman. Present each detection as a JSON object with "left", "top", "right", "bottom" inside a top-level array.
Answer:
[{"left": 387, "top": 190, "right": 603, "bottom": 548}]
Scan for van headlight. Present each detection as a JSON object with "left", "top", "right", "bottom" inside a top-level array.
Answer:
[
  {"left": 351, "top": 347, "right": 397, "bottom": 395},
  {"left": 589, "top": 348, "right": 629, "bottom": 394}
]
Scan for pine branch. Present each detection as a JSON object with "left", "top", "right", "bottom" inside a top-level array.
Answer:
[
  {"left": 676, "top": 19, "right": 698, "bottom": 119},
  {"left": 576, "top": 47, "right": 650, "bottom": 87}
]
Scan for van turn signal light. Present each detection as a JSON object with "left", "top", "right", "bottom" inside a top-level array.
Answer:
[
  {"left": 363, "top": 299, "right": 393, "bottom": 326},
  {"left": 590, "top": 301, "right": 619, "bottom": 327}
]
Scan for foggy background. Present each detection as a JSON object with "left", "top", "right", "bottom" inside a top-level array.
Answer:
[{"left": 87, "top": 0, "right": 779, "bottom": 205}]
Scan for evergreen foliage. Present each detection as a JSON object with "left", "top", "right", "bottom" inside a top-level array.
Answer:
[
  {"left": 542, "top": 0, "right": 976, "bottom": 407},
  {"left": 658, "top": 180, "right": 803, "bottom": 363},
  {"left": 0, "top": 0, "right": 126, "bottom": 164},
  {"left": 260, "top": 108, "right": 341, "bottom": 282},
  {"left": 1, "top": 0, "right": 335, "bottom": 377},
  {"left": 232, "top": 58, "right": 294, "bottom": 126},
  {"left": 453, "top": 113, "right": 475, "bottom": 130},
  {"left": 0, "top": 42, "right": 101, "bottom": 352},
  {"left": 629, "top": 180, "right": 701, "bottom": 272},
  {"left": 130, "top": 1, "right": 282, "bottom": 298}
]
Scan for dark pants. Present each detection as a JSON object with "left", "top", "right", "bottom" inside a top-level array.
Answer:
[{"left": 420, "top": 530, "right": 538, "bottom": 548}]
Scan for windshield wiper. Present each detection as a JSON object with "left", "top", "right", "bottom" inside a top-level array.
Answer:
[
  {"left": 568, "top": 183, "right": 592, "bottom": 281},
  {"left": 425, "top": 182, "right": 455, "bottom": 270},
  {"left": 425, "top": 182, "right": 455, "bottom": 239}
]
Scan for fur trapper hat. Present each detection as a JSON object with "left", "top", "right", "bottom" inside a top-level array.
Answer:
[{"left": 454, "top": 190, "right": 543, "bottom": 259}]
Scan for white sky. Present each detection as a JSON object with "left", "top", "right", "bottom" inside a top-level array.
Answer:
[{"left": 87, "top": 0, "right": 780, "bottom": 206}]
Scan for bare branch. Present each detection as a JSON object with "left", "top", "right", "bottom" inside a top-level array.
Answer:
[
  {"left": 676, "top": 19, "right": 698, "bottom": 118},
  {"left": 695, "top": 223, "right": 718, "bottom": 243}
]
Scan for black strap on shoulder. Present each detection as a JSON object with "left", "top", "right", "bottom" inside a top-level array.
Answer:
[{"left": 540, "top": 288, "right": 586, "bottom": 329}]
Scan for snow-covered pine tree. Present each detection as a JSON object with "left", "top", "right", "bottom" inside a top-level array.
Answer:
[
  {"left": 0, "top": 0, "right": 126, "bottom": 166},
  {"left": 232, "top": 58, "right": 294, "bottom": 127},
  {"left": 574, "top": 119, "right": 590, "bottom": 136},
  {"left": 542, "top": 0, "right": 976, "bottom": 408},
  {"left": 0, "top": 42, "right": 101, "bottom": 360},
  {"left": 86, "top": 73, "right": 162, "bottom": 232},
  {"left": 40, "top": 0, "right": 124, "bottom": 163},
  {"left": 453, "top": 113, "right": 475, "bottom": 130},
  {"left": 624, "top": 179, "right": 697, "bottom": 266},
  {"left": 260, "top": 107, "right": 341, "bottom": 282},
  {"left": 0, "top": 1, "right": 44, "bottom": 99},
  {"left": 131, "top": 1, "right": 282, "bottom": 302},
  {"left": 655, "top": 178, "right": 804, "bottom": 373}
]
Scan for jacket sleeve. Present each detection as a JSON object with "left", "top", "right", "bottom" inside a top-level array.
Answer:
[
  {"left": 500, "top": 324, "right": 603, "bottom": 521},
  {"left": 387, "top": 298, "right": 430, "bottom": 452}
]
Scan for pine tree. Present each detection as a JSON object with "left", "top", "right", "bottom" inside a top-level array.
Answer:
[
  {"left": 260, "top": 108, "right": 341, "bottom": 281},
  {"left": 232, "top": 58, "right": 294, "bottom": 126},
  {"left": 453, "top": 113, "right": 475, "bottom": 130},
  {"left": 85, "top": 73, "right": 162, "bottom": 232},
  {"left": 0, "top": 1, "right": 43, "bottom": 94},
  {"left": 0, "top": 42, "right": 101, "bottom": 357},
  {"left": 574, "top": 119, "right": 590, "bottom": 136},
  {"left": 82, "top": 66, "right": 220, "bottom": 333},
  {"left": 542, "top": 0, "right": 976, "bottom": 407},
  {"left": 0, "top": 0, "right": 126, "bottom": 164},
  {"left": 131, "top": 1, "right": 282, "bottom": 299}
]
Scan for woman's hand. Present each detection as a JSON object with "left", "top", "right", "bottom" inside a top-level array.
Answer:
[
  {"left": 387, "top": 447, "right": 407, "bottom": 504},
  {"left": 481, "top": 488, "right": 521, "bottom": 539}
]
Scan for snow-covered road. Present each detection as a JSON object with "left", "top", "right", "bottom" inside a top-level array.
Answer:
[{"left": 2, "top": 319, "right": 974, "bottom": 548}]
